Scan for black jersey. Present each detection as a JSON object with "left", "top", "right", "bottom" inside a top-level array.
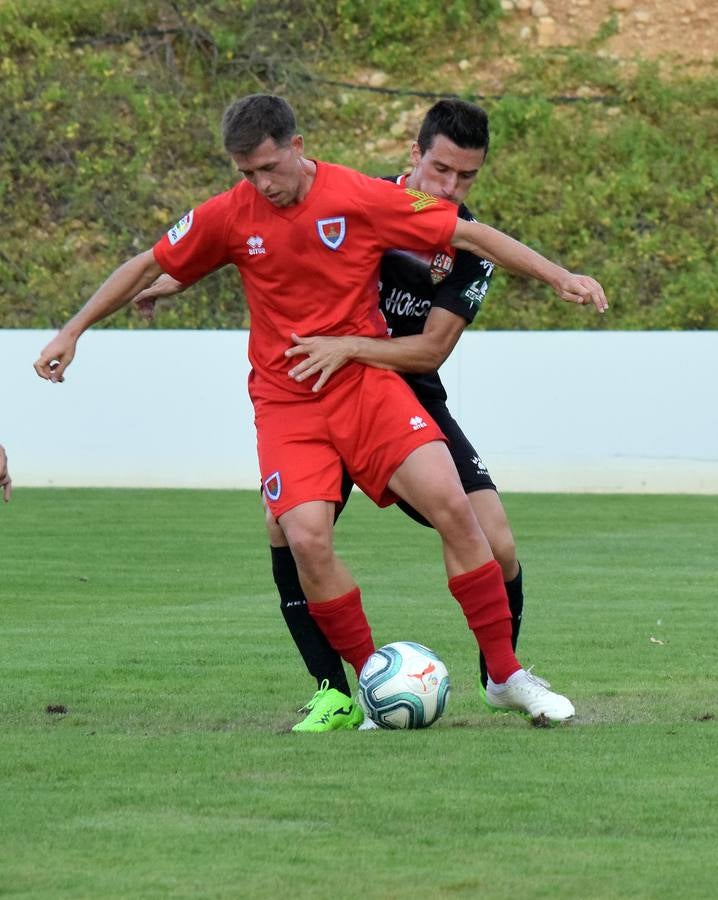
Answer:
[{"left": 379, "top": 174, "right": 493, "bottom": 402}]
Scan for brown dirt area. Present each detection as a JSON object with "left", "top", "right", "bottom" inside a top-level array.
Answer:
[
  {"left": 352, "top": 0, "right": 715, "bottom": 156},
  {"left": 500, "top": 0, "right": 717, "bottom": 69}
]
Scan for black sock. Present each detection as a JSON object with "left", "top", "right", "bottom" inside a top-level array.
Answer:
[
  {"left": 479, "top": 563, "right": 524, "bottom": 688},
  {"left": 505, "top": 563, "right": 524, "bottom": 650},
  {"left": 271, "top": 545, "right": 351, "bottom": 696}
]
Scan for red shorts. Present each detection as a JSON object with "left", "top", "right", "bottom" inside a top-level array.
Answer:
[{"left": 252, "top": 367, "right": 446, "bottom": 518}]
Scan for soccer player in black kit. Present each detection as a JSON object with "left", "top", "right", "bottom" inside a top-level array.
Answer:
[{"left": 278, "top": 99, "right": 528, "bottom": 730}]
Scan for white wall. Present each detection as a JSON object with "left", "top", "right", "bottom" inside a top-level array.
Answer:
[
  {"left": 3, "top": 330, "right": 717, "bottom": 492},
  {"left": 442, "top": 331, "right": 718, "bottom": 493}
]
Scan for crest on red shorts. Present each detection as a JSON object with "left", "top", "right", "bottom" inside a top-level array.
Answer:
[
  {"left": 316, "top": 217, "right": 346, "bottom": 250},
  {"left": 263, "top": 471, "right": 282, "bottom": 501}
]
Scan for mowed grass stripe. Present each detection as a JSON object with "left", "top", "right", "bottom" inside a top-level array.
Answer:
[{"left": 1, "top": 489, "right": 716, "bottom": 899}]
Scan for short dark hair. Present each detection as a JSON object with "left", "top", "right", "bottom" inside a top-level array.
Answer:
[
  {"left": 417, "top": 99, "right": 490, "bottom": 156},
  {"left": 222, "top": 94, "right": 297, "bottom": 156}
]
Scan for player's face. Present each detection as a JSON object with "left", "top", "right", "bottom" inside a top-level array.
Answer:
[
  {"left": 409, "top": 135, "right": 485, "bottom": 206},
  {"left": 231, "top": 135, "right": 307, "bottom": 207}
]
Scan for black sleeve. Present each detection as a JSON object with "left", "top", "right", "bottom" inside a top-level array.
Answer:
[
  {"left": 433, "top": 250, "right": 494, "bottom": 325},
  {"left": 432, "top": 205, "right": 493, "bottom": 324}
]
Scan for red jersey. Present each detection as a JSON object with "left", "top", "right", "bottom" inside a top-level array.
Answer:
[{"left": 153, "top": 160, "right": 457, "bottom": 400}]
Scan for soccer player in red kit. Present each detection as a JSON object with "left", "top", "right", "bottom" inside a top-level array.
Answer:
[{"left": 35, "top": 94, "right": 607, "bottom": 725}]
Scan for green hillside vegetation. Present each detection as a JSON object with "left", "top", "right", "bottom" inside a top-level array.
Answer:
[{"left": 2, "top": 0, "right": 717, "bottom": 330}]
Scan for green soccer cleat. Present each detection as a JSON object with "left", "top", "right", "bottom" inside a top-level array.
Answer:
[{"left": 291, "top": 679, "right": 364, "bottom": 733}]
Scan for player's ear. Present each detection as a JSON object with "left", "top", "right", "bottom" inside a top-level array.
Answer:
[
  {"left": 291, "top": 134, "right": 304, "bottom": 156},
  {"left": 409, "top": 141, "right": 422, "bottom": 167}
]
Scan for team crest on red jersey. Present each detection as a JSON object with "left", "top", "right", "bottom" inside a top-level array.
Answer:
[
  {"left": 263, "top": 471, "right": 282, "bottom": 501},
  {"left": 316, "top": 217, "right": 346, "bottom": 250}
]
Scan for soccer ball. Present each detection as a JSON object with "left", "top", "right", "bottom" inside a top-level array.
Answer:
[{"left": 358, "top": 641, "right": 450, "bottom": 729}]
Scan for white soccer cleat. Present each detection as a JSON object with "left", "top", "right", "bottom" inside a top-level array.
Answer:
[{"left": 486, "top": 668, "right": 575, "bottom": 723}]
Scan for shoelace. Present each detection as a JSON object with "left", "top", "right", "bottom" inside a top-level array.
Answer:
[
  {"left": 488, "top": 667, "right": 551, "bottom": 693},
  {"left": 297, "top": 678, "right": 330, "bottom": 713},
  {"left": 524, "top": 667, "right": 551, "bottom": 690}
]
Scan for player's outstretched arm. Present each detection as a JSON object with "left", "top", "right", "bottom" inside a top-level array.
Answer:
[
  {"left": 0, "top": 445, "right": 11, "bottom": 503},
  {"left": 131, "top": 273, "right": 187, "bottom": 321},
  {"left": 451, "top": 219, "right": 608, "bottom": 313},
  {"left": 286, "top": 307, "right": 466, "bottom": 392},
  {"left": 34, "top": 250, "right": 164, "bottom": 383}
]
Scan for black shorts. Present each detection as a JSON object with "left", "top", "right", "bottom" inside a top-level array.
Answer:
[
  {"left": 421, "top": 398, "right": 496, "bottom": 495},
  {"left": 336, "top": 398, "right": 495, "bottom": 528}
]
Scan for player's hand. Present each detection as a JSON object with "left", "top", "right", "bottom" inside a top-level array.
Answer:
[
  {"left": 133, "top": 297, "right": 157, "bottom": 321},
  {"left": 131, "top": 274, "right": 185, "bottom": 321},
  {"left": 0, "top": 445, "right": 11, "bottom": 502},
  {"left": 34, "top": 332, "right": 78, "bottom": 383},
  {"left": 555, "top": 272, "right": 609, "bottom": 313},
  {"left": 285, "top": 333, "right": 356, "bottom": 392}
]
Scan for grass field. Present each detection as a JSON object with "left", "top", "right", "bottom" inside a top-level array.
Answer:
[{"left": 1, "top": 489, "right": 716, "bottom": 899}]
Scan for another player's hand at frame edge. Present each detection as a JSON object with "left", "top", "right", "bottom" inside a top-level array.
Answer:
[
  {"left": 0, "top": 445, "right": 11, "bottom": 502},
  {"left": 555, "top": 272, "right": 609, "bottom": 313}
]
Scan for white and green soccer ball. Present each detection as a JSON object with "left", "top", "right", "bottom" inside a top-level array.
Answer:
[{"left": 358, "top": 641, "right": 450, "bottom": 729}]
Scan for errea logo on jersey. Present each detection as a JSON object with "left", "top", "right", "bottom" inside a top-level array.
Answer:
[
  {"left": 410, "top": 416, "right": 428, "bottom": 431},
  {"left": 247, "top": 235, "right": 266, "bottom": 256},
  {"left": 167, "top": 211, "right": 194, "bottom": 245}
]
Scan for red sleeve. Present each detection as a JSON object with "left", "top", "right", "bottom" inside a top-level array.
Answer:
[
  {"left": 358, "top": 176, "right": 457, "bottom": 253},
  {"left": 152, "top": 191, "right": 233, "bottom": 283}
]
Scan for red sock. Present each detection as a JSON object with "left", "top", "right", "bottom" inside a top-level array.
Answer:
[
  {"left": 308, "top": 587, "right": 375, "bottom": 678},
  {"left": 449, "top": 560, "right": 521, "bottom": 684}
]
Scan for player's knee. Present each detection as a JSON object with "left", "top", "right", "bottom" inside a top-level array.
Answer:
[
  {"left": 430, "top": 489, "right": 482, "bottom": 539},
  {"left": 264, "top": 506, "right": 285, "bottom": 546},
  {"left": 490, "top": 528, "right": 518, "bottom": 578},
  {"left": 286, "top": 528, "right": 334, "bottom": 574}
]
